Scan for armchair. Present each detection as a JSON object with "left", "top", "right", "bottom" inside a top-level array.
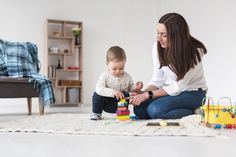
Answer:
[{"left": 0, "top": 39, "right": 55, "bottom": 115}]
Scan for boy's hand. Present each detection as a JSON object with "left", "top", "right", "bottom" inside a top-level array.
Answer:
[
  {"left": 131, "top": 81, "right": 143, "bottom": 96},
  {"left": 113, "top": 90, "right": 124, "bottom": 100},
  {"left": 135, "top": 81, "right": 143, "bottom": 91}
]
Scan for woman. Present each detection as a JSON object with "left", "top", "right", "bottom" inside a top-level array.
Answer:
[{"left": 130, "top": 13, "right": 207, "bottom": 119}]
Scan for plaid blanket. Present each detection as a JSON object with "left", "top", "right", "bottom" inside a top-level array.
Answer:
[{"left": 0, "top": 39, "right": 55, "bottom": 105}]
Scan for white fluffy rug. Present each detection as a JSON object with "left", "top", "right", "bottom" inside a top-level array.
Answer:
[{"left": 0, "top": 113, "right": 220, "bottom": 137}]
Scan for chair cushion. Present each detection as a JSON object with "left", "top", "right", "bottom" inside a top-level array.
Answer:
[
  {"left": 0, "top": 77, "right": 38, "bottom": 98},
  {"left": 0, "top": 77, "right": 29, "bottom": 83}
]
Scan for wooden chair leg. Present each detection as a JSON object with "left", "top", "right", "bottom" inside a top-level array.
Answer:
[
  {"left": 27, "top": 97, "right": 32, "bottom": 115},
  {"left": 39, "top": 100, "right": 44, "bottom": 115}
]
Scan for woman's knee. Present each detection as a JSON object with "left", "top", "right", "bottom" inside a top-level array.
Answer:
[{"left": 147, "top": 103, "right": 164, "bottom": 119}]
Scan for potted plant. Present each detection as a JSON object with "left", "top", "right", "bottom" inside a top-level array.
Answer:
[{"left": 72, "top": 26, "right": 82, "bottom": 45}]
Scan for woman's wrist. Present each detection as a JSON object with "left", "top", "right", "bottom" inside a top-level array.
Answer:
[
  {"left": 143, "top": 91, "right": 153, "bottom": 99},
  {"left": 147, "top": 91, "right": 154, "bottom": 99}
]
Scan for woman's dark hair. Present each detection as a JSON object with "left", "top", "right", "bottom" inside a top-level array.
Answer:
[{"left": 157, "top": 13, "right": 207, "bottom": 81}]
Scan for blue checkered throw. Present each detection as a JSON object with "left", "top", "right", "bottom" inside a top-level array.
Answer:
[{"left": 0, "top": 39, "right": 55, "bottom": 105}]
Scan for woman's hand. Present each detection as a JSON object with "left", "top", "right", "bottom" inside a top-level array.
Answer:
[
  {"left": 129, "top": 92, "right": 149, "bottom": 106},
  {"left": 113, "top": 90, "right": 124, "bottom": 100}
]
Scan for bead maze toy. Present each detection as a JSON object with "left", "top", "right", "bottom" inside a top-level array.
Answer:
[{"left": 201, "top": 96, "right": 236, "bottom": 129}]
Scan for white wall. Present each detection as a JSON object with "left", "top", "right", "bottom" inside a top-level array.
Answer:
[{"left": 1, "top": 0, "right": 236, "bottom": 105}]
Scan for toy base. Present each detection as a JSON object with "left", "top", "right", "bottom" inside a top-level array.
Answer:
[{"left": 117, "top": 115, "right": 130, "bottom": 121}]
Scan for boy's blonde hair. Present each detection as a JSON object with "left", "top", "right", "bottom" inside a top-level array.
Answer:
[{"left": 106, "top": 46, "right": 126, "bottom": 63}]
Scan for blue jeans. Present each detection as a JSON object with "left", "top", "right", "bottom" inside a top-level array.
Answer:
[
  {"left": 92, "top": 91, "right": 130, "bottom": 114},
  {"left": 133, "top": 89, "right": 206, "bottom": 119}
]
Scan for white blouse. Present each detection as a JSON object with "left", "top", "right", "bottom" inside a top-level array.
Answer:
[{"left": 148, "top": 42, "right": 208, "bottom": 96}]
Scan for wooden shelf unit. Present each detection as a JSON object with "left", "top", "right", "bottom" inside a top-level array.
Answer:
[{"left": 47, "top": 19, "right": 83, "bottom": 105}]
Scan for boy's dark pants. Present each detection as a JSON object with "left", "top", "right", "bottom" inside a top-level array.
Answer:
[{"left": 92, "top": 91, "right": 129, "bottom": 114}]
